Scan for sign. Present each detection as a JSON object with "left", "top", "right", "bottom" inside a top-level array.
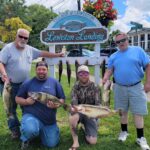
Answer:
[{"left": 41, "top": 11, "right": 108, "bottom": 45}]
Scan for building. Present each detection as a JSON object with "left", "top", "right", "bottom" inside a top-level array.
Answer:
[{"left": 127, "top": 22, "right": 150, "bottom": 52}]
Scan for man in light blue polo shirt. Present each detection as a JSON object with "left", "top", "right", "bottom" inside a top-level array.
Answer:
[
  {"left": 0, "top": 28, "right": 64, "bottom": 139},
  {"left": 103, "top": 32, "right": 150, "bottom": 150}
]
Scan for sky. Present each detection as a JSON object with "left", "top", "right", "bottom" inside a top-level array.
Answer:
[{"left": 25, "top": 0, "right": 150, "bottom": 33}]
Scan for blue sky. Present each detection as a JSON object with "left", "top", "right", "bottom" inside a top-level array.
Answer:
[
  {"left": 113, "top": 0, "right": 126, "bottom": 16},
  {"left": 25, "top": 0, "right": 150, "bottom": 32}
]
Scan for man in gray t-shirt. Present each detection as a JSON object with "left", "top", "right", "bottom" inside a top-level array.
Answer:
[{"left": 0, "top": 28, "right": 64, "bottom": 139}]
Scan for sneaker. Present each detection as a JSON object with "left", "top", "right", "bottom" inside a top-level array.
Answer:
[
  {"left": 136, "top": 137, "right": 150, "bottom": 150},
  {"left": 118, "top": 131, "right": 129, "bottom": 142},
  {"left": 21, "top": 141, "right": 29, "bottom": 150}
]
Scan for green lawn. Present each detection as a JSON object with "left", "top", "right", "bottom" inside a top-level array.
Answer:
[{"left": 0, "top": 65, "right": 150, "bottom": 150}]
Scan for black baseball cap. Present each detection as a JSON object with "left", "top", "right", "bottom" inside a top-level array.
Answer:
[{"left": 36, "top": 61, "right": 48, "bottom": 68}]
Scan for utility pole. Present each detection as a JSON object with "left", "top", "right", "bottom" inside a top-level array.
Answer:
[
  {"left": 77, "top": 0, "right": 82, "bottom": 56},
  {"left": 77, "top": 0, "right": 81, "bottom": 11}
]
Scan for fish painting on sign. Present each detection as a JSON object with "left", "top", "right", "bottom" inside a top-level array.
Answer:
[{"left": 60, "top": 21, "right": 86, "bottom": 31}]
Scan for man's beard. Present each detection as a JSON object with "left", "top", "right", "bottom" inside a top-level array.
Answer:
[
  {"left": 37, "top": 74, "right": 47, "bottom": 80},
  {"left": 18, "top": 42, "right": 26, "bottom": 48}
]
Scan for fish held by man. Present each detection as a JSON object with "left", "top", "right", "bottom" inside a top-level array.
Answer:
[
  {"left": 102, "top": 80, "right": 112, "bottom": 107},
  {"left": 72, "top": 104, "right": 117, "bottom": 119},
  {"left": 2, "top": 82, "right": 14, "bottom": 119},
  {"left": 28, "top": 92, "right": 69, "bottom": 110}
]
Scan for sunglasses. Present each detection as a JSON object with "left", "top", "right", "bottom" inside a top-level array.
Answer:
[
  {"left": 115, "top": 38, "right": 127, "bottom": 44},
  {"left": 78, "top": 71, "right": 89, "bottom": 77},
  {"left": 18, "top": 35, "right": 29, "bottom": 40}
]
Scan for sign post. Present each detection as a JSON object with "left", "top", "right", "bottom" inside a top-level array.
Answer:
[{"left": 40, "top": 11, "right": 108, "bottom": 85}]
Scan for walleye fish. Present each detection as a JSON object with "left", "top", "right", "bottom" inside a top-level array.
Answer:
[
  {"left": 2, "top": 82, "right": 14, "bottom": 119},
  {"left": 102, "top": 80, "right": 112, "bottom": 107},
  {"left": 58, "top": 60, "right": 63, "bottom": 82},
  {"left": 66, "top": 60, "right": 71, "bottom": 86},
  {"left": 28, "top": 92, "right": 69, "bottom": 110},
  {"left": 75, "top": 60, "right": 79, "bottom": 81},
  {"left": 72, "top": 104, "right": 116, "bottom": 119},
  {"left": 84, "top": 60, "right": 88, "bottom": 66}
]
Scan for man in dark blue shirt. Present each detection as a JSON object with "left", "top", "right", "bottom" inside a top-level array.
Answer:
[{"left": 16, "top": 61, "right": 65, "bottom": 149}]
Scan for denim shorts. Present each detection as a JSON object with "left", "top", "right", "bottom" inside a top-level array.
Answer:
[{"left": 114, "top": 82, "right": 148, "bottom": 115}]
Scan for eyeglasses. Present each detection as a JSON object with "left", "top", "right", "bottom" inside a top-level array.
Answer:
[
  {"left": 115, "top": 38, "right": 127, "bottom": 44},
  {"left": 78, "top": 71, "right": 89, "bottom": 77},
  {"left": 18, "top": 35, "right": 29, "bottom": 40}
]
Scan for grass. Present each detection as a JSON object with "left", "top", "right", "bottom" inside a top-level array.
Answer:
[{"left": 0, "top": 64, "right": 150, "bottom": 150}]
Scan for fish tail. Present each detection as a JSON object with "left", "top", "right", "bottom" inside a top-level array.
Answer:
[{"left": 62, "top": 104, "right": 70, "bottom": 111}]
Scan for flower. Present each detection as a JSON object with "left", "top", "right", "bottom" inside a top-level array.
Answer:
[{"left": 83, "top": 0, "right": 117, "bottom": 27}]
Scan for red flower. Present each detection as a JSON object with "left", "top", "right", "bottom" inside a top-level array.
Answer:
[{"left": 83, "top": 0, "right": 117, "bottom": 26}]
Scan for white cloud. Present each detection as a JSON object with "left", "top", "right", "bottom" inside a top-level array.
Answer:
[{"left": 112, "top": 0, "right": 150, "bottom": 32}]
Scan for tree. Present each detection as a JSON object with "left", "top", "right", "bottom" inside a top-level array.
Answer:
[
  {"left": 24, "top": 4, "right": 57, "bottom": 49},
  {"left": 0, "top": 0, "right": 27, "bottom": 22},
  {"left": 0, "top": 17, "right": 31, "bottom": 42}
]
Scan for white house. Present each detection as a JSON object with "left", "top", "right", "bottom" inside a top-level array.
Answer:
[{"left": 127, "top": 26, "right": 150, "bottom": 52}]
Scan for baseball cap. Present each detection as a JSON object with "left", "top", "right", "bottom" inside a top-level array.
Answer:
[
  {"left": 77, "top": 65, "right": 89, "bottom": 73},
  {"left": 36, "top": 61, "right": 48, "bottom": 68}
]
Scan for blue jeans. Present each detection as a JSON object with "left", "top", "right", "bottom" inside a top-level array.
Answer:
[
  {"left": 20, "top": 114, "right": 60, "bottom": 148},
  {"left": 0, "top": 82, "right": 4, "bottom": 96},
  {"left": 8, "top": 83, "right": 21, "bottom": 132}
]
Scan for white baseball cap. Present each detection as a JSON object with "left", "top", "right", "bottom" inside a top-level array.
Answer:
[{"left": 77, "top": 65, "right": 89, "bottom": 73}]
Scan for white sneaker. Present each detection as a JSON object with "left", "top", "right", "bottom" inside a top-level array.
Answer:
[
  {"left": 118, "top": 131, "right": 129, "bottom": 142},
  {"left": 136, "top": 137, "right": 150, "bottom": 150}
]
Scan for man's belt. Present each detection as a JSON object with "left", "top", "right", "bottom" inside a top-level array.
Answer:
[{"left": 117, "top": 81, "right": 141, "bottom": 87}]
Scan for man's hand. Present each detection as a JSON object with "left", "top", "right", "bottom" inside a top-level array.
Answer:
[
  {"left": 70, "top": 105, "right": 79, "bottom": 113},
  {"left": 47, "top": 100, "right": 60, "bottom": 109},
  {"left": 2, "top": 74, "right": 9, "bottom": 82},
  {"left": 144, "top": 82, "right": 150, "bottom": 92},
  {"left": 26, "top": 97, "right": 35, "bottom": 105},
  {"left": 57, "top": 52, "right": 65, "bottom": 57}
]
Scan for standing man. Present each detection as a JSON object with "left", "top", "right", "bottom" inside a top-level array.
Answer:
[
  {"left": 69, "top": 65, "right": 101, "bottom": 150},
  {"left": 16, "top": 61, "right": 65, "bottom": 149},
  {"left": 103, "top": 32, "right": 150, "bottom": 150},
  {"left": 0, "top": 28, "right": 64, "bottom": 139}
]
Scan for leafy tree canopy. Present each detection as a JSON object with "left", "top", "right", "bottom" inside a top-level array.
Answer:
[{"left": 0, "top": 17, "right": 31, "bottom": 42}]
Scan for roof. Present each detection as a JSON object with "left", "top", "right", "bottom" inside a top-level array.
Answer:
[{"left": 128, "top": 27, "right": 150, "bottom": 35}]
